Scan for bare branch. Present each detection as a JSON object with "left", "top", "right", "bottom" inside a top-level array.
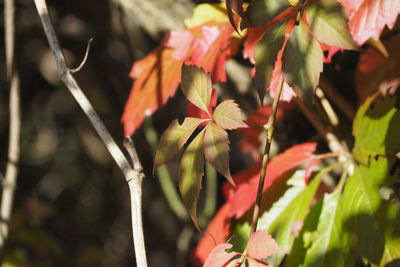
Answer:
[
  {"left": 0, "top": 0, "right": 21, "bottom": 253},
  {"left": 33, "top": 0, "right": 147, "bottom": 265}
]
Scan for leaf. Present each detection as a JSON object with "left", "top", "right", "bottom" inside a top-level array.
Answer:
[
  {"left": 255, "top": 169, "right": 326, "bottom": 265},
  {"left": 203, "top": 243, "right": 239, "bottom": 267},
  {"left": 204, "top": 122, "right": 234, "bottom": 185},
  {"left": 122, "top": 48, "right": 183, "bottom": 136},
  {"left": 247, "top": 230, "right": 286, "bottom": 260},
  {"left": 154, "top": 117, "right": 207, "bottom": 171},
  {"left": 282, "top": 21, "right": 323, "bottom": 102},
  {"left": 181, "top": 65, "right": 213, "bottom": 113},
  {"left": 187, "top": 89, "right": 218, "bottom": 121},
  {"left": 179, "top": 129, "right": 206, "bottom": 230},
  {"left": 193, "top": 203, "right": 232, "bottom": 265},
  {"left": 337, "top": 0, "right": 400, "bottom": 45},
  {"left": 306, "top": 1, "right": 358, "bottom": 50},
  {"left": 340, "top": 157, "right": 400, "bottom": 266},
  {"left": 254, "top": 21, "right": 287, "bottom": 101},
  {"left": 244, "top": 0, "right": 292, "bottom": 28},
  {"left": 356, "top": 35, "right": 400, "bottom": 102},
  {"left": 226, "top": 143, "right": 317, "bottom": 218},
  {"left": 352, "top": 93, "right": 400, "bottom": 165},
  {"left": 213, "top": 100, "right": 247, "bottom": 130},
  {"left": 184, "top": 3, "right": 229, "bottom": 28},
  {"left": 302, "top": 191, "right": 348, "bottom": 267},
  {"left": 226, "top": 0, "right": 246, "bottom": 34}
]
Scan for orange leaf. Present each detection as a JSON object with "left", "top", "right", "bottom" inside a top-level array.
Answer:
[{"left": 122, "top": 48, "right": 183, "bottom": 136}]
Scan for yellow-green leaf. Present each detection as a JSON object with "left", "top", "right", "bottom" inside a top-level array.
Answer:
[
  {"left": 179, "top": 129, "right": 206, "bottom": 230},
  {"left": 204, "top": 122, "right": 234, "bottom": 185},
  {"left": 181, "top": 65, "right": 212, "bottom": 114},
  {"left": 213, "top": 100, "right": 247, "bottom": 130},
  {"left": 154, "top": 117, "right": 206, "bottom": 171}
]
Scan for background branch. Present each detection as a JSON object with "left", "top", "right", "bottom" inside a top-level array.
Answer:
[
  {"left": 33, "top": 0, "right": 147, "bottom": 265},
  {"left": 0, "top": 0, "right": 21, "bottom": 254}
]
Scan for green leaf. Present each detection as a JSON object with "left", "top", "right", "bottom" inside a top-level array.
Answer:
[
  {"left": 244, "top": 0, "right": 292, "bottom": 28},
  {"left": 212, "top": 100, "right": 247, "bottom": 130},
  {"left": 153, "top": 117, "right": 207, "bottom": 171},
  {"left": 181, "top": 65, "right": 212, "bottom": 114},
  {"left": 254, "top": 21, "right": 287, "bottom": 101},
  {"left": 282, "top": 22, "right": 323, "bottom": 102},
  {"left": 302, "top": 191, "right": 348, "bottom": 267},
  {"left": 306, "top": 1, "right": 358, "bottom": 50},
  {"left": 204, "top": 122, "right": 234, "bottom": 185},
  {"left": 340, "top": 157, "right": 400, "bottom": 266},
  {"left": 256, "top": 169, "right": 325, "bottom": 266},
  {"left": 352, "top": 94, "right": 400, "bottom": 165},
  {"left": 179, "top": 129, "right": 206, "bottom": 230}
]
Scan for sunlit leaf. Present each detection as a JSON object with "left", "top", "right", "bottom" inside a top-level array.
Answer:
[
  {"left": 340, "top": 157, "right": 400, "bottom": 266},
  {"left": 179, "top": 129, "right": 206, "bottom": 230},
  {"left": 181, "top": 65, "right": 212, "bottom": 113},
  {"left": 306, "top": 1, "right": 358, "bottom": 50},
  {"left": 226, "top": 0, "right": 246, "bottom": 34},
  {"left": 154, "top": 117, "right": 207, "bottom": 171},
  {"left": 302, "top": 191, "right": 347, "bottom": 267},
  {"left": 184, "top": 3, "right": 229, "bottom": 28},
  {"left": 282, "top": 22, "right": 323, "bottom": 102},
  {"left": 213, "top": 100, "right": 247, "bottom": 130},
  {"left": 337, "top": 0, "right": 400, "bottom": 45},
  {"left": 203, "top": 243, "right": 239, "bottom": 267},
  {"left": 122, "top": 48, "right": 183, "bottom": 136},
  {"left": 247, "top": 230, "right": 286, "bottom": 260},
  {"left": 204, "top": 122, "right": 234, "bottom": 185},
  {"left": 352, "top": 93, "right": 400, "bottom": 165}
]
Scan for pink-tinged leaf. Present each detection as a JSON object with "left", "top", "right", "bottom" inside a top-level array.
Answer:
[
  {"left": 247, "top": 231, "right": 286, "bottom": 260},
  {"left": 247, "top": 257, "right": 273, "bottom": 267},
  {"left": 226, "top": 143, "right": 317, "bottom": 218},
  {"left": 320, "top": 44, "right": 342, "bottom": 63},
  {"left": 306, "top": 2, "right": 358, "bottom": 50},
  {"left": 154, "top": 117, "right": 207, "bottom": 172},
  {"left": 192, "top": 203, "right": 232, "bottom": 266},
  {"left": 282, "top": 20, "right": 323, "bottom": 102},
  {"left": 213, "top": 100, "right": 247, "bottom": 130},
  {"left": 268, "top": 52, "right": 296, "bottom": 102},
  {"left": 181, "top": 65, "right": 213, "bottom": 114},
  {"left": 122, "top": 48, "right": 183, "bottom": 136},
  {"left": 225, "top": 258, "right": 244, "bottom": 267},
  {"left": 204, "top": 122, "right": 234, "bottom": 185},
  {"left": 304, "top": 159, "right": 321, "bottom": 184},
  {"left": 203, "top": 243, "right": 239, "bottom": 267},
  {"left": 338, "top": 0, "right": 400, "bottom": 45},
  {"left": 179, "top": 129, "right": 206, "bottom": 230},
  {"left": 164, "top": 29, "right": 195, "bottom": 61}
]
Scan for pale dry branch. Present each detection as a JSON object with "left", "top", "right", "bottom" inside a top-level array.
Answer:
[
  {"left": 0, "top": 0, "right": 21, "bottom": 253},
  {"left": 33, "top": 0, "right": 147, "bottom": 265}
]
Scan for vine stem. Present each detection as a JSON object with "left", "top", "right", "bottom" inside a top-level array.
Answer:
[
  {"left": 237, "top": 75, "right": 284, "bottom": 265},
  {"left": 32, "top": 0, "right": 147, "bottom": 266}
]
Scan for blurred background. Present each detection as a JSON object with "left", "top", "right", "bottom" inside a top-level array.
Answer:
[{"left": 0, "top": 0, "right": 362, "bottom": 266}]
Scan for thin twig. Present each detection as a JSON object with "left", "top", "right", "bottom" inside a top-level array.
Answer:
[
  {"left": 70, "top": 38, "right": 93, "bottom": 73},
  {"left": 33, "top": 0, "right": 147, "bottom": 266},
  {"left": 237, "top": 75, "right": 285, "bottom": 265},
  {"left": 0, "top": 0, "right": 21, "bottom": 253}
]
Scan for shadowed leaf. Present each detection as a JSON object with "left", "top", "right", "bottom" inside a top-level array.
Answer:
[
  {"left": 179, "top": 129, "right": 206, "bottom": 230},
  {"left": 204, "top": 122, "right": 234, "bottom": 185},
  {"left": 154, "top": 117, "right": 207, "bottom": 171},
  {"left": 213, "top": 100, "right": 247, "bottom": 130}
]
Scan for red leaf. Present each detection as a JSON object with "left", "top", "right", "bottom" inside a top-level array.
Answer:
[
  {"left": 122, "top": 48, "right": 183, "bottom": 136},
  {"left": 192, "top": 203, "right": 232, "bottom": 266},
  {"left": 187, "top": 90, "right": 218, "bottom": 121},
  {"left": 203, "top": 243, "right": 239, "bottom": 267},
  {"left": 226, "top": 143, "right": 317, "bottom": 218},
  {"left": 246, "top": 230, "right": 286, "bottom": 260},
  {"left": 304, "top": 159, "right": 321, "bottom": 184},
  {"left": 338, "top": 0, "right": 400, "bottom": 45},
  {"left": 165, "top": 29, "right": 195, "bottom": 60}
]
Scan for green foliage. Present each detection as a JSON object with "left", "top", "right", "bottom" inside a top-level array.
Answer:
[
  {"left": 352, "top": 94, "right": 400, "bottom": 165},
  {"left": 245, "top": 0, "right": 292, "bottom": 27}
]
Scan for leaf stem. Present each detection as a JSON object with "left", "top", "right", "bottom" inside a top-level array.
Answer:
[{"left": 237, "top": 75, "right": 284, "bottom": 265}]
